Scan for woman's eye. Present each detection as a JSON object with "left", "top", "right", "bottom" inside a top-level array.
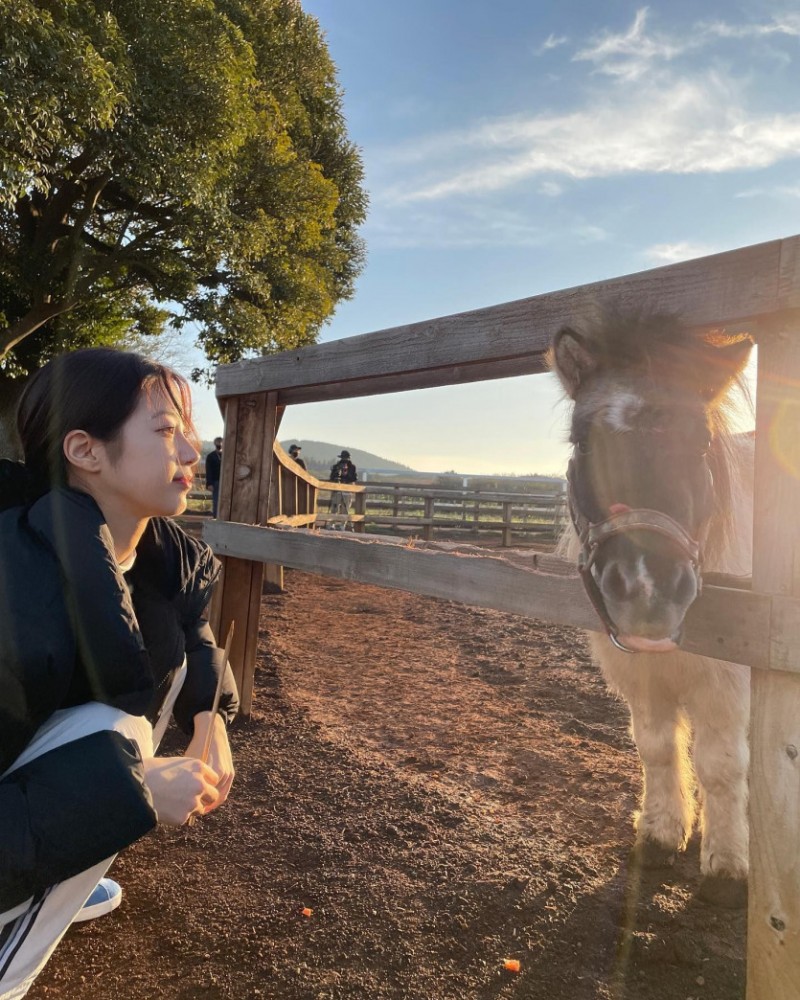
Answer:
[{"left": 158, "top": 426, "right": 177, "bottom": 435}]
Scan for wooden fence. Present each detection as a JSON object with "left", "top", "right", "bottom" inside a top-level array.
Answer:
[
  {"left": 205, "top": 235, "right": 800, "bottom": 999},
  {"left": 361, "top": 483, "right": 566, "bottom": 543},
  {"left": 188, "top": 473, "right": 566, "bottom": 544}
]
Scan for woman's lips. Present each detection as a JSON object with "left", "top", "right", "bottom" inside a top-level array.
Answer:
[{"left": 173, "top": 476, "right": 192, "bottom": 489}]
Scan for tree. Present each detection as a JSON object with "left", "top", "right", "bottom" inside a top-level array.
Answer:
[{"left": 0, "top": 0, "right": 367, "bottom": 403}]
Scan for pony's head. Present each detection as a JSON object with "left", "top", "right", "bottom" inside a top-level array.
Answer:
[{"left": 551, "top": 307, "right": 752, "bottom": 652}]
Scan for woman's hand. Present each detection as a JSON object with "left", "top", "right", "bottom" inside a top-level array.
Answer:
[
  {"left": 142, "top": 756, "right": 220, "bottom": 826},
  {"left": 185, "top": 711, "right": 235, "bottom": 809}
]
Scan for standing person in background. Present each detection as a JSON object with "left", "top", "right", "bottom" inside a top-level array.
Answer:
[
  {"left": 328, "top": 449, "right": 358, "bottom": 525},
  {"left": 288, "top": 444, "right": 306, "bottom": 470},
  {"left": 205, "top": 437, "right": 223, "bottom": 518}
]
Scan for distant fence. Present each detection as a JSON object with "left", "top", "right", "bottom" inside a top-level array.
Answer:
[
  {"left": 187, "top": 473, "right": 567, "bottom": 545},
  {"left": 360, "top": 482, "right": 566, "bottom": 544}
]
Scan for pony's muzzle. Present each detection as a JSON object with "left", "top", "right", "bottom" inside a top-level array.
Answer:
[{"left": 593, "top": 539, "right": 700, "bottom": 649}]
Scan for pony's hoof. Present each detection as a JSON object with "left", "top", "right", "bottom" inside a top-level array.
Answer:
[
  {"left": 698, "top": 874, "right": 748, "bottom": 909},
  {"left": 633, "top": 838, "right": 677, "bottom": 870}
]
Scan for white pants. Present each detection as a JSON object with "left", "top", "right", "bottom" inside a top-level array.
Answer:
[{"left": 0, "top": 666, "right": 185, "bottom": 999}]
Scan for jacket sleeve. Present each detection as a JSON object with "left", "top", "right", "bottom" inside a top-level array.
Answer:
[
  {"left": 172, "top": 611, "right": 239, "bottom": 736},
  {"left": 0, "top": 731, "right": 157, "bottom": 913},
  {"left": 143, "top": 518, "right": 239, "bottom": 735}
]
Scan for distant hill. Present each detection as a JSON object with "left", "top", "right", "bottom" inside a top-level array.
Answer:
[{"left": 279, "top": 440, "right": 413, "bottom": 472}]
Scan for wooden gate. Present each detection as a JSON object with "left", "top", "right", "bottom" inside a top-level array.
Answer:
[{"left": 206, "top": 235, "right": 800, "bottom": 999}]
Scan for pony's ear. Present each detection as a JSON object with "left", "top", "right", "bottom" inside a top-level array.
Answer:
[
  {"left": 696, "top": 335, "right": 754, "bottom": 402},
  {"left": 550, "top": 327, "right": 599, "bottom": 398}
]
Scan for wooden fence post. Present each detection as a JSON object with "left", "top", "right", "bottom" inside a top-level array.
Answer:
[
  {"left": 423, "top": 496, "right": 434, "bottom": 541},
  {"left": 748, "top": 328, "right": 800, "bottom": 999},
  {"left": 502, "top": 501, "right": 512, "bottom": 547},
  {"left": 208, "top": 391, "right": 280, "bottom": 717},
  {"left": 353, "top": 490, "right": 366, "bottom": 534}
]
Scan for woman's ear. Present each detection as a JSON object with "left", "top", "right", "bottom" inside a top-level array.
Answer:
[{"left": 62, "top": 430, "right": 104, "bottom": 474}]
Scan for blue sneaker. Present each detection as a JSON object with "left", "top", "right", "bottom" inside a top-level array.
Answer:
[{"left": 74, "top": 878, "right": 122, "bottom": 922}]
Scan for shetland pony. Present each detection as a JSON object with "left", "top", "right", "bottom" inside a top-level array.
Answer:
[{"left": 551, "top": 308, "right": 753, "bottom": 907}]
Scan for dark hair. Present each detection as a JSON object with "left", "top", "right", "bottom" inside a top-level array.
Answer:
[{"left": 0, "top": 348, "right": 196, "bottom": 510}]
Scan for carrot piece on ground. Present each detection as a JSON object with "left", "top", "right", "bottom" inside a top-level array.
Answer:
[{"left": 503, "top": 959, "right": 521, "bottom": 973}]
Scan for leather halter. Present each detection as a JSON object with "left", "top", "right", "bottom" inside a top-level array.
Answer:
[{"left": 566, "top": 458, "right": 705, "bottom": 652}]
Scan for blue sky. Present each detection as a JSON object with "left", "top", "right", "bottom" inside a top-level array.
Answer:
[{"left": 190, "top": 1, "right": 799, "bottom": 474}]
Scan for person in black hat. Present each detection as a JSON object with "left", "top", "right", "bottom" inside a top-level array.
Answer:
[
  {"left": 330, "top": 450, "right": 357, "bottom": 484},
  {"left": 288, "top": 444, "right": 306, "bottom": 471},
  {"left": 328, "top": 450, "right": 358, "bottom": 525}
]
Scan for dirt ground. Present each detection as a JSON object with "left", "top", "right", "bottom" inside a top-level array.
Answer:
[{"left": 32, "top": 568, "right": 745, "bottom": 1000}]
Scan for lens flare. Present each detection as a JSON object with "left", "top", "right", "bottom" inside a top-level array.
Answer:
[{"left": 768, "top": 400, "right": 800, "bottom": 480}]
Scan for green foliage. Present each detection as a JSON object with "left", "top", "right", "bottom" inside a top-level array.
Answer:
[{"left": 0, "top": 0, "right": 367, "bottom": 381}]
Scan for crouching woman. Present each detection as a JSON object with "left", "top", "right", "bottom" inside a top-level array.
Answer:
[{"left": 0, "top": 349, "right": 238, "bottom": 998}]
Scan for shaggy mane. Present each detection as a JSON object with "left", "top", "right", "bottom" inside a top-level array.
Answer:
[{"left": 553, "top": 304, "right": 753, "bottom": 565}]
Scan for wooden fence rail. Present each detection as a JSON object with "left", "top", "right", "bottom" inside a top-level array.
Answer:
[{"left": 205, "top": 235, "right": 800, "bottom": 999}]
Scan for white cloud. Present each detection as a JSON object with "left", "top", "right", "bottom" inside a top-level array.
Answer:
[
  {"left": 384, "top": 77, "right": 800, "bottom": 202},
  {"left": 365, "top": 9, "right": 800, "bottom": 251},
  {"left": 574, "top": 8, "right": 800, "bottom": 82},
  {"left": 701, "top": 13, "right": 800, "bottom": 41},
  {"left": 736, "top": 183, "right": 800, "bottom": 198},
  {"left": 644, "top": 241, "right": 719, "bottom": 263},
  {"left": 536, "top": 33, "right": 568, "bottom": 55},
  {"left": 574, "top": 7, "right": 687, "bottom": 81}
]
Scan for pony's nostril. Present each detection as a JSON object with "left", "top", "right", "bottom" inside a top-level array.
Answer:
[
  {"left": 602, "top": 563, "right": 629, "bottom": 602},
  {"left": 673, "top": 564, "right": 698, "bottom": 606}
]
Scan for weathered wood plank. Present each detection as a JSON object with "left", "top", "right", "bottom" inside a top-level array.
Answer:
[
  {"left": 268, "top": 513, "right": 318, "bottom": 527},
  {"left": 213, "top": 392, "right": 283, "bottom": 715},
  {"left": 208, "top": 398, "right": 238, "bottom": 639},
  {"left": 216, "top": 398, "right": 238, "bottom": 524},
  {"left": 770, "top": 595, "right": 800, "bottom": 674},
  {"left": 273, "top": 439, "right": 324, "bottom": 489},
  {"left": 260, "top": 397, "right": 282, "bottom": 522},
  {"left": 201, "top": 522, "right": 784, "bottom": 669},
  {"left": 748, "top": 326, "right": 800, "bottom": 999},
  {"left": 274, "top": 357, "right": 549, "bottom": 404},
  {"left": 748, "top": 674, "right": 800, "bottom": 997},
  {"left": 316, "top": 481, "right": 363, "bottom": 495},
  {"left": 216, "top": 238, "right": 800, "bottom": 401},
  {"left": 778, "top": 236, "right": 800, "bottom": 310}
]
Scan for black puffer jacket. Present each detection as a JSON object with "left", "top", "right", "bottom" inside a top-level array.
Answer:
[{"left": 0, "top": 487, "right": 238, "bottom": 912}]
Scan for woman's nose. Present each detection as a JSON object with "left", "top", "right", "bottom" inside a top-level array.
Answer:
[{"left": 179, "top": 433, "right": 201, "bottom": 467}]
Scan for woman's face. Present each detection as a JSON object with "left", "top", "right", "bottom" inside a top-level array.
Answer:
[{"left": 98, "top": 383, "right": 200, "bottom": 519}]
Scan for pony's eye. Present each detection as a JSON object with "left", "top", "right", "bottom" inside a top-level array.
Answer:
[{"left": 575, "top": 440, "right": 591, "bottom": 455}]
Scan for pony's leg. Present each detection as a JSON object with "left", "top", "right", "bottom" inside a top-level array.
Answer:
[
  {"left": 687, "top": 661, "right": 749, "bottom": 904},
  {"left": 591, "top": 638, "right": 695, "bottom": 862},
  {"left": 629, "top": 699, "right": 695, "bottom": 862}
]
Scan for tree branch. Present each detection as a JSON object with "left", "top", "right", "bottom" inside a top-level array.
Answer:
[{"left": 0, "top": 299, "right": 77, "bottom": 360}]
